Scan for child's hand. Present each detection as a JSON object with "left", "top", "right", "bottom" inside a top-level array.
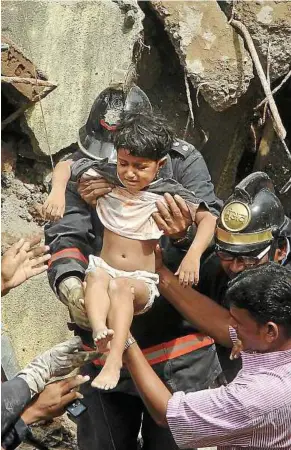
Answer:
[
  {"left": 175, "top": 253, "right": 200, "bottom": 287},
  {"left": 42, "top": 191, "right": 65, "bottom": 221}
]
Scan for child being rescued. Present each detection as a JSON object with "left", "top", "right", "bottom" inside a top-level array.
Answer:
[{"left": 42, "top": 112, "right": 217, "bottom": 390}]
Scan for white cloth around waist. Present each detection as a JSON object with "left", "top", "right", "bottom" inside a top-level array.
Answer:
[{"left": 86, "top": 255, "right": 159, "bottom": 315}]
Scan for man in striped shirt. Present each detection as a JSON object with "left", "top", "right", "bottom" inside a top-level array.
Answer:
[{"left": 124, "top": 263, "right": 291, "bottom": 449}]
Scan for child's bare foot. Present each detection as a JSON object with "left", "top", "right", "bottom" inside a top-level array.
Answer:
[
  {"left": 93, "top": 328, "right": 114, "bottom": 353},
  {"left": 91, "top": 361, "right": 121, "bottom": 390}
]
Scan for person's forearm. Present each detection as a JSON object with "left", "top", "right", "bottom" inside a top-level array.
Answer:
[
  {"left": 124, "top": 343, "right": 172, "bottom": 427},
  {"left": 158, "top": 266, "right": 232, "bottom": 347},
  {"left": 190, "top": 212, "right": 216, "bottom": 256},
  {"left": 51, "top": 160, "right": 72, "bottom": 194}
]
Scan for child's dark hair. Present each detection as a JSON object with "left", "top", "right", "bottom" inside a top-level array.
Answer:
[
  {"left": 114, "top": 112, "right": 174, "bottom": 160},
  {"left": 225, "top": 263, "right": 291, "bottom": 338}
]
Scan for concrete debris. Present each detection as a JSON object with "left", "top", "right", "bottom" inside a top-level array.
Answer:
[
  {"left": 230, "top": 18, "right": 287, "bottom": 142},
  {"left": 223, "top": 1, "right": 291, "bottom": 82},
  {"left": 1, "top": 0, "right": 144, "bottom": 156},
  {"left": 1, "top": 36, "right": 56, "bottom": 104},
  {"left": 150, "top": 1, "right": 253, "bottom": 111}
]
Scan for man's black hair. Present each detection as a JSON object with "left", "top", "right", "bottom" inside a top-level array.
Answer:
[
  {"left": 114, "top": 112, "right": 174, "bottom": 160},
  {"left": 225, "top": 263, "right": 291, "bottom": 337}
]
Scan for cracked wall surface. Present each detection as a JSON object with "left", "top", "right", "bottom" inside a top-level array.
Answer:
[
  {"left": 1, "top": 0, "right": 144, "bottom": 156},
  {"left": 151, "top": 0, "right": 254, "bottom": 111}
]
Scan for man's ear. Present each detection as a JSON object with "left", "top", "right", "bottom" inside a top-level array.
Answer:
[
  {"left": 265, "top": 322, "right": 279, "bottom": 343},
  {"left": 158, "top": 157, "right": 167, "bottom": 169},
  {"left": 274, "top": 245, "right": 287, "bottom": 263}
]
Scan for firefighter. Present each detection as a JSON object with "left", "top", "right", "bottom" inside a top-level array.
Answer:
[
  {"left": 45, "top": 85, "right": 222, "bottom": 450},
  {"left": 194, "top": 171, "right": 291, "bottom": 381}
]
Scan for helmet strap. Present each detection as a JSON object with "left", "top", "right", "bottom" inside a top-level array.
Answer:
[
  {"left": 269, "top": 239, "right": 278, "bottom": 262},
  {"left": 269, "top": 228, "right": 281, "bottom": 262}
]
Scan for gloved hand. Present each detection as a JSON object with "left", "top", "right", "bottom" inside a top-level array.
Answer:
[
  {"left": 17, "top": 336, "right": 99, "bottom": 395},
  {"left": 59, "top": 277, "right": 91, "bottom": 330}
]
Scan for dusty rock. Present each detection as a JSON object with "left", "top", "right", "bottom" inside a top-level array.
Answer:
[
  {"left": 18, "top": 417, "right": 77, "bottom": 450},
  {"left": 1, "top": 139, "right": 17, "bottom": 174},
  {"left": 1, "top": 0, "right": 144, "bottom": 156},
  {"left": 150, "top": 1, "right": 253, "bottom": 111},
  {"left": 2, "top": 267, "right": 71, "bottom": 368},
  {"left": 223, "top": 0, "right": 291, "bottom": 82}
]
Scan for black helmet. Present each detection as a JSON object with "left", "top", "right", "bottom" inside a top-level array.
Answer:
[
  {"left": 215, "top": 172, "right": 291, "bottom": 254},
  {"left": 78, "top": 86, "right": 152, "bottom": 161}
]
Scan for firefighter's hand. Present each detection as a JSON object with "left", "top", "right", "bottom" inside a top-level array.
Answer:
[
  {"left": 175, "top": 251, "right": 200, "bottom": 287},
  {"left": 21, "top": 375, "right": 89, "bottom": 424},
  {"left": 42, "top": 191, "right": 66, "bottom": 221},
  {"left": 78, "top": 177, "right": 114, "bottom": 207},
  {"left": 153, "top": 193, "right": 192, "bottom": 239},
  {"left": 59, "top": 277, "right": 91, "bottom": 330},
  {"left": 1, "top": 237, "right": 51, "bottom": 294},
  {"left": 17, "top": 336, "right": 100, "bottom": 395}
]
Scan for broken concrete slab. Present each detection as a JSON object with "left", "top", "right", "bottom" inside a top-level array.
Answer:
[
  {"left": 1, "top": 0, "right": 144, "bottom": 156},
  {"left": 1, "top": 36, "right": 57, "bottom": 105},
  {"left": 223, "top": 0, "right": 291, "bottom": 82},
  {"left": 150, "top": 1, "right": 253, "bottom": 111},
  {"left": 2, "top": 272, "right": 72, "bottom": 369}
]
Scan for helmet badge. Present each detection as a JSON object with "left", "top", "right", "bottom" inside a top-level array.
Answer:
[
  {"left": 221, "top": 201, "right": 251, "bottom": 232},
  {"left": 103, "top": 108, "right": 122, "bottom": 126}
]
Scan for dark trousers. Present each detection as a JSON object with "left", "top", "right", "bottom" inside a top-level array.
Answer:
[
  {"left": 77, "top": 388, "right": 178, "bottom": 450},
  {"left": 77, "top": 346, "right": 221, "bottom": 450}
]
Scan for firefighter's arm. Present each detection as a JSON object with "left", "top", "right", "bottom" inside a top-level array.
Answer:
[
  {"left": 42, "top": 160, "right": 73, "bottom": 221},
  {"left": 157, "top": 263, "right": 232, "bottom": 348}
]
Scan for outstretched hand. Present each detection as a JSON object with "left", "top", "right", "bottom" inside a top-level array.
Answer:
[
  {"left": 21, "top": 375, "right": 89, "bottom": 425},
  {"left": 1, "top": 237, "right": 51, "bottom": 294},
  {"left": 152, "top": 193, "right": 192, "bottom": 238},
  {"left": 17, "top": 336, "right": 101, "bottom": 395}
]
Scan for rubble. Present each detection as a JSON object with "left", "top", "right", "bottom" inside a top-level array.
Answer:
[
  {"left": 150, "top": 1, "right": 254, "bottom": 111},
  {"left": 221, "top": 1, "right": 291, "bottom": 82},
  {"left": 1, "top": 36, "right": 57, "bottom": 105},
  {"left": 1, "top": 0, "right": 144, "bottom": 156}
]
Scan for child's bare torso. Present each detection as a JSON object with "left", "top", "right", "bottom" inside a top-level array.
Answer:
[{"left": 100, "top": 228, "right": 157, "bottom": 273}]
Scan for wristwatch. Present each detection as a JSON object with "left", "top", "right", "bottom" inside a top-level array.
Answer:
[{"left": 124, "top": 336, "right": 136, "bottom": 351}]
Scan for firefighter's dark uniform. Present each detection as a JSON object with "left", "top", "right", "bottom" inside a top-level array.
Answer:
[
  {"left": 198, "top": 171, "right": 291, "bottom": 383},
  {"left": 45, "top": 140, "right": 223, "bottom": 450}
]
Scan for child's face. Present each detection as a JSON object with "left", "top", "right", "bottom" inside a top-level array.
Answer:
[{"left": 117, "top": 148, "right": 165, "bottom": 193}]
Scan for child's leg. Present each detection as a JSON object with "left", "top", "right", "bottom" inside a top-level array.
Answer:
[
  {"left": 91, "top": 278, "right": 149, "bottom": 390},
  {"left": 85, "top": 267, "right": 114, "bottom": 352}
]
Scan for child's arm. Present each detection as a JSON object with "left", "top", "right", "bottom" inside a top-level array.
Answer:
[
  {"left": 175, "top": 208, "right": 217, "bottom": 286},
  {"left": 42, "top": 160, "right": 72, "bottom": 221}
]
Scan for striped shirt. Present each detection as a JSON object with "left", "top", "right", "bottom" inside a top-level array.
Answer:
[{"left": 166, "top": 328, "right": 291, "bottom": 449}]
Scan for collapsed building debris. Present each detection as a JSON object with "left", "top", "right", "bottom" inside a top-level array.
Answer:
[
  {"left": 1, "top": 36, "right": 57, "bottom": 131},
  {"left": 150, "top": 0, "right": 254, "bottom": 111}
]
